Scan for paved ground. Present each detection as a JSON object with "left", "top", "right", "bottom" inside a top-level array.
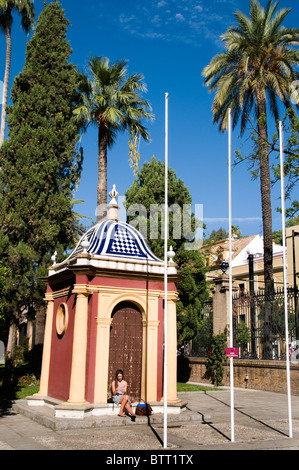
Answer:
[{"left": 1, "top": 387, "right": 299, "bottom": 454}]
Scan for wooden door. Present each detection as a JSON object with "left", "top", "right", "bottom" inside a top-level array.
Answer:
[{"left": 108, "top": 302, "right": 143, "bottom": 402}]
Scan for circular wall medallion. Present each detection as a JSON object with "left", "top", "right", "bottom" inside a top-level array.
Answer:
[{"left": 56, "top": 303, "right": 68, "bottom": 337}]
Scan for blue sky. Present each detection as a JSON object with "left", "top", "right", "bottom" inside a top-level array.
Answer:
[{"left": 1, "top": 0, "right": 299, "bottom": 240}]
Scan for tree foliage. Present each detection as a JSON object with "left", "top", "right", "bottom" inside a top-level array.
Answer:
[
  {"left": 206, "top": 332, "right": 227, "bottom": 386},
  {"left": 202, "top": 0, "right": 299, "bottom": 133},
  {"left": 272, "top": 110, "right": 299, "bottom": 220},
  {"left": 202, "top": 0, "right": 299, "bottom": 293},
  {"left": 0, "top": 0, "right": 35, "bottom": 145},
  {"left": 125, "top": 156, "right": 209, "bottom": 346},
  {"left": 0, "top": 1, "right": 83, "bottom": 344},
  {"left": 235, "top": 108, "right": 299, "bottom": 222},
  {"left": 76, "top": 56, "right": 153, "bottom": 220}
]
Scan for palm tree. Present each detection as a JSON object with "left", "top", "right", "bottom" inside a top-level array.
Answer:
[
  {"left": 76, "top": 56, "right": 153, "bottom": 222},
  {"left": 0, "top": 0, "right": 35, "bottom": 146},
  {"left": 202, "top": 0, "right": 299, "bottom": 294}
]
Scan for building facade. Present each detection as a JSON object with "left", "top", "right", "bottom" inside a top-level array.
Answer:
[{"left": 33, "top": 186, "right": 180, "bottom": 416}]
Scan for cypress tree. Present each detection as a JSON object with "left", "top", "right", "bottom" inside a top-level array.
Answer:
[{"left": 0, "top": 1, "right": 83, "bottom": 351}]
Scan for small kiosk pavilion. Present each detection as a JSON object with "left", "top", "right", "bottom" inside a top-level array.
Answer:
[{"left": 31, "top": 186, "right": 181, "bottom": 417}]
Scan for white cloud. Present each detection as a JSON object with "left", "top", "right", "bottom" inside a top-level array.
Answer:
[
  {"left": 151, "top": 14, "right": 161, "bottom": 24},
  {"left": 175, "top": 13, "right": 185, "bottom": 21},
  {"left": 114, "top": 0, "right": 237, "bottom": 48},
  {"left": 194, "top": 3, "right": 203, "bottom": 13},
  {"left": 118, "top": 13, "right": 136, "bottom": 24}
]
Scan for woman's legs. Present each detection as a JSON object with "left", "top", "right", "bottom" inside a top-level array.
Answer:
[
  {"left": 118, "top": 395, "right": 127, "bottom": 416},
  {"left": 124, "top": 400, "right": 135, "bottom": 417},
  {"left": 118, "top": 395, "right": 135, "bottom": 417}
]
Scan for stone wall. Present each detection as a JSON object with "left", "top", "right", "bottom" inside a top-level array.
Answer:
[{"left": 180, "top": 357, "right": 299, "bottom": 396}]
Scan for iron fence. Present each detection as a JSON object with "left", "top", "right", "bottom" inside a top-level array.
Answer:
[
  {"left": 187, "top": 288, "right": 299, "bottom": 360},
  {"left": 185, "top": 301, "right": 213, "bottom": 357},
  {"left": 232, "top": 287, "right": 298, "bottom": 360}
]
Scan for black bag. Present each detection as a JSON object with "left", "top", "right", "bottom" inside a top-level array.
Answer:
[{"left": 135, "top": 402, "right": 153, "bottom": 416}]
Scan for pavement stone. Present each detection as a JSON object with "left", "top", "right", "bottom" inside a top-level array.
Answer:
[{"left": 1, "top": 387, "right": 299, "bottom": 454}]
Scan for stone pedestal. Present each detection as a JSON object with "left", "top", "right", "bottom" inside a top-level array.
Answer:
[{"left": 212, "top": 274, "right": 237, "bottom": 338}]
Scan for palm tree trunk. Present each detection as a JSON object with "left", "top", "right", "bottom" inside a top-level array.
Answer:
[
  {"left": 0, "top": 13, "right": 12, "bottom": 147},
  {"left": 97, "top": 125, "right": 108, "bottom": 223},
  {"left": 256, "top": 88, "right": 274, "bottom": 359},
  {"left": 256, "top": 90, "right": 274, "bottom": 293}
]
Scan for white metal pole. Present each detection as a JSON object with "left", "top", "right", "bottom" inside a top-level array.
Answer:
[
  {"left": 163, "top": 92, "right": 169, "bottom": 449},
  {"left": 279, "top": 121, "right": 293, "bottom": 439},
  {"left": 228, "top": 108, "right": 234, "bottom": 443}
]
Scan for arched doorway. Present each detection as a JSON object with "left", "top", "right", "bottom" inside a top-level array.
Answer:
[{"left": 108, "top": 301, "right": 143, "bottom": 402}]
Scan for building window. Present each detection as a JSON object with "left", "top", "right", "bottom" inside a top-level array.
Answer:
[
  {"left": 56, "top": 303, "right": 68, "bottom": 337},
  {"left": 239, "top": 283, "right": 245, "bottom": 297}
]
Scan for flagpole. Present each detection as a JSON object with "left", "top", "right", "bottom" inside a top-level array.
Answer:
[
  {"left": 163, "top": 92, "right": 169, "bottom": 449},
  {"left": 228, "top": 107, "right": 234, "bottom": 443},
  {"left": 279, "top": 121, "right": 293, "bottom": 439}
]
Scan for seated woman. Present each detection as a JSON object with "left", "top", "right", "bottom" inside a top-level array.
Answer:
[{"left": 111, "top": 369, "right": 136, "bottom": 421}]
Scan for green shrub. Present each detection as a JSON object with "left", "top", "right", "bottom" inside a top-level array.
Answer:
[{"left": 206, "top": 332, "right": 227, "bottom": 386}]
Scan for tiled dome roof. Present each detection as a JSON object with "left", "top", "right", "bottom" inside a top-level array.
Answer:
[
  {"left": 49, "top": 185, "right": 176, "bottom": 277},
  {"left": 67, "top": 219, "right": 161, "bottom": 262}
]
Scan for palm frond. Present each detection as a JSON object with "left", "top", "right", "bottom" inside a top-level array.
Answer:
[
  {"left": 76, "top": 55, "right": 153, "bottom": 149},
  {"left": 202, "top": 0, "right": 299, "bottom": 132},
  {"left": 18, "top": 0, "right": 35, "bottom": 33}
]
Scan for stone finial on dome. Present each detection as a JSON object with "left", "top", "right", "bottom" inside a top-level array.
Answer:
[
  {"left": 167, "top": 246, "right": 175, "bottom": 263},
  {"left": 107, "top": 184, "right": 119, "bottom": 221},
  {"left": 51, "top": 251, "right": 57, "bottom": 266},
  {"left": 81, "top": 237, "right": 90, "bottom": 254}
]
